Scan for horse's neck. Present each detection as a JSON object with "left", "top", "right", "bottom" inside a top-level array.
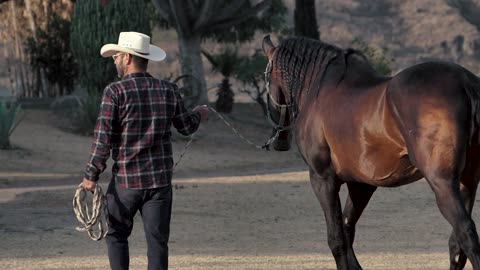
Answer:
[{"left": 293, "top": 56, "right": 386, "bottom": 111}]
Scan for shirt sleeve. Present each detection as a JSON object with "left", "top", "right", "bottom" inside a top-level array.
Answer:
[
  {"left": 84, "top": 86, "right": 118, "bottom": 182},
  {"left": 172, "top": 84, "right": 201, "bottom": 136}
]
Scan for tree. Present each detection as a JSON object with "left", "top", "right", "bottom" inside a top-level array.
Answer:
[
  {"left": 150, "top": 0, "right": 286, "bottom": 106},
  {"left": 294, "top": 0, "right": 320, "bottom": 40},
  {"left": 24, "top": 0, "right": 48, "bottom": 97},
  {"left": 0, "top": 0, "right": 73, "bottom": 97}
]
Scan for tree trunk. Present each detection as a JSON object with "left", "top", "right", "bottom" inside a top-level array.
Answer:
[
  {"left": 177, "top": 34, "right": 209, "bottom": 107},
  {"left": 25, "top": 0, "right": 49, "bottom": 97},
  {"left": 10, "top": 0, "right": 27, "bottom": 97},
  {"left": 215, "top": 78, "right": 234, "bottom": 113},
  {"left": 294, "top": 0, "right": 320, "bottom": 40},
  {"left": 2, "top": 24, "right": 15, "bottom": 97}
]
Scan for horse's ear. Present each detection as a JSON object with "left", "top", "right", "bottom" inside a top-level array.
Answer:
[{"left": 262, "top": 35, "right": 276, "bottom": 60}]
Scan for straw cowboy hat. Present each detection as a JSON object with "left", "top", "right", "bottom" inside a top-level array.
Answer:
[{"left": 100, "top": 32, "right": 166, "bottom": 61}]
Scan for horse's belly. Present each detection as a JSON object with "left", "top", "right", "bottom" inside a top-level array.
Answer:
[
  {"left": 362, "top": 163, "right": 423, "bottom": 187},
  {"left": 337, "top": 154, "right": 424, "bottom": 187}
]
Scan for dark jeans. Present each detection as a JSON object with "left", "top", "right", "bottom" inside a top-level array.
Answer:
[{"left": 105, "top": 180, "right": 172, "bottom": 270}]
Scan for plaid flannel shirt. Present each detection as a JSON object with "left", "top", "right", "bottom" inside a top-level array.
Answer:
[{"left": 84, "top": 72, "right": 201, "bottom": 189}]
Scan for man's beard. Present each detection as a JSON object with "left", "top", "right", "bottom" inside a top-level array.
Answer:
[
  {"left": 116, "top": 63, "right": 125, "bottom": 79},
  {"left": 116, "top": 56, "right": 125, "bottom": 79}
]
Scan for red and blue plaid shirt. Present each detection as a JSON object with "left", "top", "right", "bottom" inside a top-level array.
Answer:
[{"left": 84, "top": 72, "right": 200, "bottom": 189}]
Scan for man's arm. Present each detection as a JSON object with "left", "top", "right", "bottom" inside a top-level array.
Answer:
[
  {"left": 81, "top": 86, "right": 118, "bottom": 191},
  {"left": 172, "top": 86, "right": 208, "bottom": 135}
]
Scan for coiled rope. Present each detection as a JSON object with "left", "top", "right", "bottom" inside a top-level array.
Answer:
[
  {"left": 73, "top": 106, "right": 280, "bottom": 241},
  {"left": 73, "top": 184, "right": 109, "bottom": 241}
]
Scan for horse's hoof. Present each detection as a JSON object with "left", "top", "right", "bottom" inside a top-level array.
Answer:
[{"left": 450, "top": 253, "right": 467, "bottom": 270}]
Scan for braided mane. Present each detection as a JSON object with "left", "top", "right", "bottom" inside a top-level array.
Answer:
[{"left": 274, "top": 37, "right": 370, "bottom": 108}]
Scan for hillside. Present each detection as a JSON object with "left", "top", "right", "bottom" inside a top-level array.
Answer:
[{"left": 314, "top": 0, "right": 479, "bottom": 72}]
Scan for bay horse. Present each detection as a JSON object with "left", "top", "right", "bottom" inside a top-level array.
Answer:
[{"left": 262, "top": 35, "right": 480, "bottom": 270}]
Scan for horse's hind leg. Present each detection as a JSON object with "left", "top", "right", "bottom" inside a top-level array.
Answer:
[
  {"left": 400, "top": 102, "right": 480, "bottom": 269},
  {"left": 449, "top": 153, "right": 480, "bottom": 270},
  {"left": 343, "top": 182, "right": 377, "bottom": 246},
  {"left": 422, "top": 169, "right": 480, "bottom": 269},
  {"left": 310, "top": 168, "right": 363, "bottom": 270},
  {"left": 449, "top": 181, "right": 479, "bottom": 270}
]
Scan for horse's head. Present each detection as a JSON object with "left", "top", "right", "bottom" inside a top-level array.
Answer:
[{"left": 262, "top": 35, "right": 294, "bottom": 151}]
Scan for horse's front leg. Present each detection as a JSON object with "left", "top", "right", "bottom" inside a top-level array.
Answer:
[{"left": 309, "top": 168, "right": 363, "bottom": 270}]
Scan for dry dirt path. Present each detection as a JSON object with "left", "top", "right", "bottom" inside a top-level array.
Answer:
[{"left": 0, "top": 171, "right": 478, "bottom": 270}]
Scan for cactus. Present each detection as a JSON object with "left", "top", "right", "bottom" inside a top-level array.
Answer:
[{"left": 70, "top": 0, "right": 152, "bottom": 95}]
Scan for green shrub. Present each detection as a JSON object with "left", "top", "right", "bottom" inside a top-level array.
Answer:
[
  {"left": 25, "top": 14, "right": 77, "bottom": 96},
  {"left": 350, "top": 38, "right": 394, "bottom": 76},
  {"left": 235, "top": 49, "right": 269, "bottom": 116},
  {"left": 72, "top": 92, "right": 102, "bottom": 136},
  {"left": 0, "top": 100, "right": 24, "bottom": 149}
]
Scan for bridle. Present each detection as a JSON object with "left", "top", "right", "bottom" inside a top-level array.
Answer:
[{"left": 264, "top": 60, "right": 295, "bottom": 132}]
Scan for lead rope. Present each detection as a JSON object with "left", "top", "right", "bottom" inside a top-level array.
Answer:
[
  {"left": 206, "top": 107, "right": 280, "bottom": 150},
  {"left": 73, "top": 105, "right": 280, "bottom": 241}
]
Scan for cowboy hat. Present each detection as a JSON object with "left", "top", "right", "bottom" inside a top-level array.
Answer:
[{"left": 100, "top": 32, "right": 166, "bottom": 61}]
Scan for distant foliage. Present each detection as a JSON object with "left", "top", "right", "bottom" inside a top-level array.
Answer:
[
  {"left": 25, "top": 14, "right": 77, "bottom": 96},
  {"left": 235, "top": 50, "right": 269, "bottom": 84},
  {"left": 70, "top": 0, "right": 151, "bottom": 94},
  {"left": 0, "top": 100, "right": 24, "bottom": 149},
  {"left": 350, "top": 38, "right": 394, "bottom": 76}
]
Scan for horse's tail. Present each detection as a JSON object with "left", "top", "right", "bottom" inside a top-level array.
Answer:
[{"left": 463, "top": 72, "right": 480, "bottom": 145}]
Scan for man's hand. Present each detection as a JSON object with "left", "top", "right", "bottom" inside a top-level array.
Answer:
[
  {"left": 81, "top": 178, "right": 97, "bottom": 192},
  {"left": 193, "top": 105, "right": 209, "bottom": 123}
]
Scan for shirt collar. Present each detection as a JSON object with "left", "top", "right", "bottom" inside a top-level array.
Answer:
[{"left": 122, "top": 72, "right": 152, "bottom": 80}]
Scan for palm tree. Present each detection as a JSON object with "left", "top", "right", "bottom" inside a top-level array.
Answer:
[{"left": 202, "top": 47, "right": 242, "bottom": 113}]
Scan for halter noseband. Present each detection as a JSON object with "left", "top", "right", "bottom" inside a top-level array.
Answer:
[{"left": 264, "top": 60, "right": 295, "bottom": 132}]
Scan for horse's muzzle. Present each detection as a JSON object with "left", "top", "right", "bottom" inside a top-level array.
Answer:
[{"left": 273, "top": 138, "right": 291, "bottom": 151}]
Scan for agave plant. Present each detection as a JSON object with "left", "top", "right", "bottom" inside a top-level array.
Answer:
[
  {"left": 202, "top": 46, "right": 243, "bottom": 113},
  {"left": 0, "top": 100, "right": 24, "bottom": 149}
]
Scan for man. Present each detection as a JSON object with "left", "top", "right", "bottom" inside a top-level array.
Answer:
[{"left": 80, "top": 31, "right": 208, "bottom": 270}]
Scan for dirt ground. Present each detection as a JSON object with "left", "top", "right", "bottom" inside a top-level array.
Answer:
[{"left": 0, "top": 104, "right": 479, "bottom": 270}]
